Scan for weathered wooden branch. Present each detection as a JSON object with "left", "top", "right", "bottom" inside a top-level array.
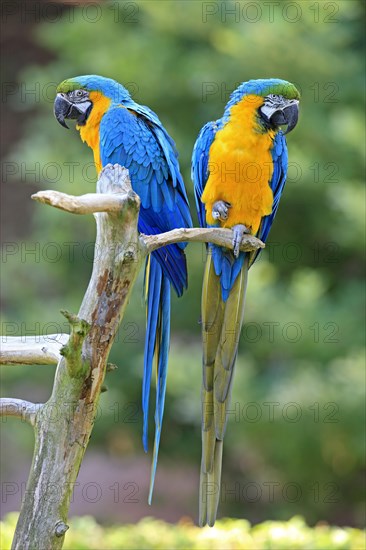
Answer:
[
  {"left": 31, "top": 189, "right": 264, "bottom": 256},
  {"left": 4, "top": 162, "right": 263, "bottom": 550},
  {"left": 0, "top": 334, "right": 69, "bottom": 365},
  {"left": 32, "top": 190, "right": 126, "bottom": 214},
  {"left": 143, "top": 227, "right": 264, "bottom": 254},
  {"left": 59, "top": 311, "right": 91, "bottom": 378},
  {"left": 10, "top": 164, "right": 143, "bottom": 550},
  {"left": 0, "top": 398, "right": 41, "bottom": 426}
]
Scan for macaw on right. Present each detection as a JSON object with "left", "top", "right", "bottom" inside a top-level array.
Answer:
[{"left": 192, "top": 78, "right": 300, "bottom": 526}]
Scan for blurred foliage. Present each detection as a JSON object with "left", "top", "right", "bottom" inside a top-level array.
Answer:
[
  {"left": 1, "top": 514, "right": 365, "bottom": 550},
  {"left": 1, "top": 0, "right": 365, "bottom": 528}
]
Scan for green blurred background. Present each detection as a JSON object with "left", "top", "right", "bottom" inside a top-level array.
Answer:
[{"left": 1, "top": 0, "right": 365, "bottom": 531}]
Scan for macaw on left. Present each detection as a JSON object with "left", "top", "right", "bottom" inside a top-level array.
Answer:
[{"left": 54, "top": 75, "right": 192, "bottom": 503}]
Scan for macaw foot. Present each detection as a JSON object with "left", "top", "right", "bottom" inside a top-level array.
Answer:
[
  {"left": 232, "top": 224, "right": 250, "bottom": 258},
  {"left": 212, "top": 201, "right": 231, "bottom": 221}
]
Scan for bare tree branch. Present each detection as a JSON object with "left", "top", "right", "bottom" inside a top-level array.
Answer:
[
  {"left": 59, "top": 311, "right": 91, "bottom": 378},
  {"left": 32, "top": 172, "right": 264, "bottom": 256},
  {"left": 32, "top": 191, "right": 127, "bottom": 214},
  {"left": 0, "top": 398, "right": 42, "bottom": 426},
  {"left": 11, "top": 163, "right": 143, "bottom": 550},
  {"left": 142, "top": 227, "right": 264, "bottom": 255},
  {"left": 0, "top": 334, "right": 69, "bottom": 365},
  {"left": 32, "top": 165, "right": 137, "bottom": 215}
]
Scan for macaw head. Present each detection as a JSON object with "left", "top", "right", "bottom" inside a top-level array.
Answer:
[
  {"left": 227, "top": 78, "right": 300, "bottom": 134},
  {"left": 54, "top": 75, "right": 131, "bottom": 128}
]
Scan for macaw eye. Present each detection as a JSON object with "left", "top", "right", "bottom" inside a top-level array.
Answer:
[{"left": 75, "top": 90, "right": 84, "bottom": 97}]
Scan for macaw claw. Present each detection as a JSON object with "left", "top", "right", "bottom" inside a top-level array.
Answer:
[
  {"left": 212, "top": 201, "right": 231, "bottom": 221},
  {"left": 232, "top": 224, "right": 250, "bottom": 257}
]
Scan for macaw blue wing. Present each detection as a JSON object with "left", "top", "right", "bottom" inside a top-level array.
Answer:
[
  {"left": 250, "top": 131, "right": 288, "bottom": 265},
  {"left": 100, "top": 105, "right": 192, "bottom": 296},
  {"left": 191, "top": 120, "right": 218, "bottom": 228},
  {"left": 100, "top": 104, "right": 192, "bottom": 502}
]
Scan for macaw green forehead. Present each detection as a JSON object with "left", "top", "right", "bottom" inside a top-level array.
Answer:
[
  {"left": 56, "top": 75, "right": 131, "bottom": 102},
  {"left": 56, "top": 79, "right": 82, "bottom": 93},
  {"left": 243, "top": 79, "right": 300, "bottom": 99}
]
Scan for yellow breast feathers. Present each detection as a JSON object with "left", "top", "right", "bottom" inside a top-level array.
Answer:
[
  {"left": 77, "top": 92, "right": 112, "bottom": 174},
  {"left": 202, "top": 95, "right": 276, "bottom": 235}
]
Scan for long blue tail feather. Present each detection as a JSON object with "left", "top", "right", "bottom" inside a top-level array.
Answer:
[
  {"left": 142, "top": 256, "right": 162, "bottom": 452},
  {"left": 142, "top": 255, "right": 171, "bottom": 503},
  {"left": 148, "top": 274, "right": 170, "bottom": 504}
]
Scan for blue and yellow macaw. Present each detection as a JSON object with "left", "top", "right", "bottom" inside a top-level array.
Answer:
[
  {"left": 54, "top": 75, "right": 192, "bottom": 502},
  {"left": 192, "top": 79, "right": 300, "bottom": 526}
]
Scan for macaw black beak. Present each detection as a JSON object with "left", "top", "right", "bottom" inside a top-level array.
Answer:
[
  {"left": 54, "top": 93, "right": 92, "bottom": 129},
  {"left": 270, "top": 100, "right": 299, "bottom": 134}
]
